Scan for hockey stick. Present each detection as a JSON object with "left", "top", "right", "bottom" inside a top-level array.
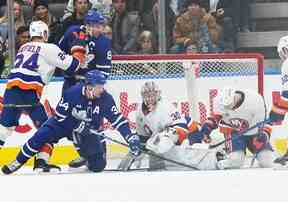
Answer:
[
  {"left": 209, "top": 118, "right": 271, "bottom": 149},
  {"left": 2, "top": 103, "right": 41, "bottom": 108},
  {"left": 90, "top": 129, "right": 200, "bottom": 170},
  {"left": 250, "top": 95, "right": 268, "bottom": 167}
]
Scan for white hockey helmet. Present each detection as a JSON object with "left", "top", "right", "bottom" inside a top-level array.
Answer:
[
  {"left": 29, "top": 20, "right": 49, "bottom": 42},
  {"left": 141, "top": 81, "right": 161, "bottom": 107},
  {"left": 218, "top": 87, "right": 237, "bottom": 108},
  {"left": 277, "top": 35, "right": 288, "bottom": 60}
]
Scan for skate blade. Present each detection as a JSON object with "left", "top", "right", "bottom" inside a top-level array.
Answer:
[{"left": 33, "top": 168, "right": 61, "bottom": 174}]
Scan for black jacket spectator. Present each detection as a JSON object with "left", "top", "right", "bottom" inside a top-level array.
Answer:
[
  {"left": 111, "top": 0, "right": 140, "bottom": 54},
  {"left": 55, "top": 0, "right": 89, "bottom": 43},
  {"left": 141, "top": 0, "right": 175, "bottom": 50}
]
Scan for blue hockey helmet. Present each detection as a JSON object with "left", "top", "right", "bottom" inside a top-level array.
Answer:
[
  {"left": 85, "top": 70, "right": 107, "bottom": 86},
  {"left": 84, "top": 9, "right": 106, "bottom": 25}
]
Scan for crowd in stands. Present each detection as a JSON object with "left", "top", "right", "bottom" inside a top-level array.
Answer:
[{"left": 0, "top": 0, "right": 252, "bottom": 77}]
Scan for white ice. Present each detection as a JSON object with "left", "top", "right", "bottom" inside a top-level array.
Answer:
[{"left": 1, "top": 159, "right": 287, "bottom": 202}]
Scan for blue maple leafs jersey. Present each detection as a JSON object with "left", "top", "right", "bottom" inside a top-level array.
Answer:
[
  {"left": 58, "top": 25, "right": 112, "bottom": 77},
  {"left": 48, "top": 84, "right": 131, "bottom": 139}
]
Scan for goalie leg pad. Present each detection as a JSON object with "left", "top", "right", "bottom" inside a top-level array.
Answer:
[{"left": 148, "top": 155, "right": 165, "bottom": 171}]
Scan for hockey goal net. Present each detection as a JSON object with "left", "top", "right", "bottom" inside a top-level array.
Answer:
[{"left": 111, "top": 53, "right": 264, "bottom": 124}]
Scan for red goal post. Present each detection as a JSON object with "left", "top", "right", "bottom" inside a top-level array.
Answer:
[{"left": 112, "top": 53, "right": 264, "bottom": 123}]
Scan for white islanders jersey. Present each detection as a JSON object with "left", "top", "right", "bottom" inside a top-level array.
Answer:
[
  {"left": 214, "top": 89, "right": 266, "bottom": 136},
  {"left": 7, "top": 42, "right": 80, "bottom": 96},
  {"left": 136, "top": 100, "right": 181, "bottom": 137}
]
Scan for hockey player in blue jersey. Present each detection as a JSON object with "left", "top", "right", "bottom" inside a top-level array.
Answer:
[
  {"left": 58, "top": 8, "right": 112, "bottom": 168},
  {"left": 1, "top": 70, "right": 141, "bottom": 174},
  {"left": 58, "top": 9, "right": 112, "bottom": 91}
]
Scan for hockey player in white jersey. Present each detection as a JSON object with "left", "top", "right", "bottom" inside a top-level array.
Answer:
[
  {"left": 269, "top": 35, "right": 288, "bottom": 165},
  {"left": 117, "top": 81, "right": 222, "bottom": 171},
  {"left": 192, "top": 87, "right": 275, "bottom": 169},
  {"left": 0, "top": 20, "right": 86, "bottom": 171}
]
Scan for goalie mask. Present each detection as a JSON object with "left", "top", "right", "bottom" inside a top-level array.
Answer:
[
  {"left": 141, "top": 81, "right": 161, "bottom": 112},
  {"left": 277, "top": 35, "right": 288, "bottom": 61}
]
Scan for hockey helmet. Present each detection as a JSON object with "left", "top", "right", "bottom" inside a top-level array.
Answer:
[
  {"left": 84, "top": 9, "right": 106, "bottom": 25},
  {"left": 85, "top": 70, "right": 107, "bottom": 86},
  {"left": 84, "top": 70, "right": 107, "bottom": 99},
  {"left": 218, "top": 87, "right": 237, "bottom": 108},
  {"left": 141, "top": 81, "right": 161, "bottom": 107},
  {"left": 277, "top": 35, "right": 288, "bottom": 60},
  {"left": 29, "top": 20, "right": 49, "bottom": 41}
]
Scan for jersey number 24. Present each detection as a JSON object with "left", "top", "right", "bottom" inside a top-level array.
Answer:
[{"left": 14, "top": 53, "right": 39, "bottom": 71}]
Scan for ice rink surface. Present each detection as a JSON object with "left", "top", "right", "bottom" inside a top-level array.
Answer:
[{"left": 1, "top": 159, "right": 288, "bottom": 202}]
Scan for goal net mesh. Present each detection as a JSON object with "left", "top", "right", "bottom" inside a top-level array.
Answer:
[{"left": 108, "top": 53, "right": 264, "bottom": 159}]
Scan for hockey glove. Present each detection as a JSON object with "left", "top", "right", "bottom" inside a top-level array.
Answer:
[
  {"left": 71, "top": 37, "right": 87, "bottom": 65},
  {"left": 187, "top": 131, "right": 205, "bottom": 145},
  {"left": 126, "top": 133, "right": 141, "bottom": 156},
  {"left": 252, "top": 132, "right": 269, "bottom": 150}
]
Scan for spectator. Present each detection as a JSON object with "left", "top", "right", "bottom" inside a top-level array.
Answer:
[
  {"left": 15, "top": 26, "right": 29, "bottom": 52},
  {"left": 64, "top": 0, "right": 111, "bottom": 20},
  {"left": 201, "top": 0, "right": 243, "bottom": 51},
  {"left": 0, "top": 0, "right": 26, "bottom": 40},
  {"left": 170, "top": 0, "right": 220, "bottom": 53},
  {"left": 142, "top": 0, "right": 176, "bottom": 51},
  {"left": 111, "top": 0, "right": 140, "bottom": 54},
  {"left": 170, "top": 0, "right": 186, "bottom": 16},
  {"left": 235, "top": 0, "right": 251, "bottom": 32},
  {"left": 203, "top": 0, "right": 251, "bottom": 33},
  {"left": 29, "top": 0, "right": 59, "bottom": 43},
  {"left": 55, "top": 0, "right": 89, "bottom": 43},
  {"left": 136, "top": 30, "right": 156, "bottom": 54},
  {"left": 136, "top": 31, "right": 159, "bottom": 75},
  {"left": 91, "top": 0, "right": 112, "bottom": 21}
]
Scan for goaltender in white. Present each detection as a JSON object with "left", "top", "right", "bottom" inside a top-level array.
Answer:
[{"left": 118, "top": 81, "right": 222, "bottom": 171}]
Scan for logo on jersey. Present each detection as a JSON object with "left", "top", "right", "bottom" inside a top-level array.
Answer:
[
  {"left": 93, "top": 106, "right": 100, "bottom": 114},
  {"left": 225, "top": 118, "right": 249, "bottom": 132}
]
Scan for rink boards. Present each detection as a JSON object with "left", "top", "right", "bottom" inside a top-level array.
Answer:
[{"left": 0, "top": 74, "right": 288, "bottom": 165}]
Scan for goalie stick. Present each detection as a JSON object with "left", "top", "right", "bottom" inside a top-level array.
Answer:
[{"left": 90, "top": 129, "right": 200, "bottom": 170}]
